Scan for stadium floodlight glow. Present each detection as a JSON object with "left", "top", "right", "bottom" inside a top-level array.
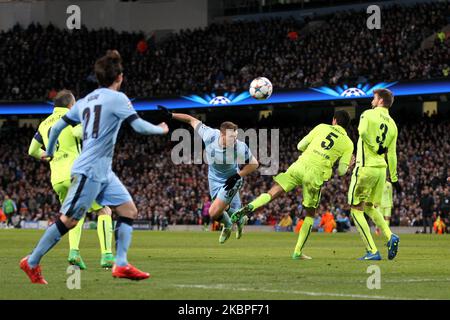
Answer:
[
  {"left": 310, "top": 82, "right": 397, "bottom": 98},
  {"left": 1, "top": 80, "right": 449, "bottom": 115},
  {"left": 182, "top": 91, "right": 251, "bottom": 106}
]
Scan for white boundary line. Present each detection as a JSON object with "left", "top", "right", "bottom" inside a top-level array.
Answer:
[{"left": 173, "top": 284, "right": 428, "bottom": 300}]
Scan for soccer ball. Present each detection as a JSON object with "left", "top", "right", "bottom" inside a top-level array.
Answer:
[
  {"left": 209, "top": 96, "right": 231, "bottom": 105},
  {"left": 249, "top": 77, "right": 273, "bottom": 100}
]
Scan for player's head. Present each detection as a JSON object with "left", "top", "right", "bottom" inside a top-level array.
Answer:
[
  {"left": 372, "top": 89, "right": 394, "bottom": 109},
  {"left": 332, "top": 110, "right": 351, "bottom": 129},
  {"left": 219, "top": 121, "right": 238, "bottom": 147},
  {"left": 95, "top": 49, "right": 123, "bottom": 90},
  {"left": 54, "top": 89, "right": 75, "bottom": 109}
]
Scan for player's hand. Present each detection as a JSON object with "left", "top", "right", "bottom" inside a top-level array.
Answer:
[
  {"left": 224, "top": 173, "right": 241, "bottom": 191},
  {"left": 158, "top": 122, "right": 169, "bottom": 134},
  {"left": 392, "top": 181, "right": 402, "bottom": 193},
  {"left": 377, "top": 145, "right": 387, "bottom": 155},
  {"left": 40, "top": 151, "right": 53, "bottom": 162},
  {"left": 157, "top": 105, "right": 172, "bottom": 121}
]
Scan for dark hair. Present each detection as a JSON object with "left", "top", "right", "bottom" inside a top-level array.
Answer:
[
  {"left": 94, "top": 50, "right": 123, "bottom": 87},
  {"left": 373, "top": 88, "right": 394, "bottom": 108},
  {"left": 220, "top": 121, "right": 238, "bottom": 133},
  {"left": 54, "top": 89, "right": 74, "bottom": 108},
  {"left": 334, "top": 110, "right": 351, "bottom": 128}
]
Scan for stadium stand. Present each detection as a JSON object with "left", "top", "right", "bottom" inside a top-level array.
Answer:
[{"left": 0, "top": 2, "right": 448, "bottom": 101}]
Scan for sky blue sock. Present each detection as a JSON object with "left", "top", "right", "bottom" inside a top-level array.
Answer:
[
  {"left": 220, "top": 211, "right": 232, "bottom": 228},
  {"left": 115, "top": 218, "right": 133, "bottom": 267},
  {"left": 28, "top": 221, "right": 66, "bottom": 268}
]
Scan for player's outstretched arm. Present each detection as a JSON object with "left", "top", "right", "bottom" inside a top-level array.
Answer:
[
  {"left": 129, "top": 117, "right": 169, "bottom": 135},
  {"left": 158, "top": 105, "right": 201, "bottom": 130},
  {"left": 172, "top": 113, "right": 201, "bottom": 129},
  {"left": 28, "top": 134, "right": 46, "bottom": 160}
]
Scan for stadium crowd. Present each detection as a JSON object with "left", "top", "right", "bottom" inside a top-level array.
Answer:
[
  {"left": 0, "top": 2, "right": 449, "bottom": 101},
  {"left": 0, "top": 114, "right": 448, "bottom": 232}
]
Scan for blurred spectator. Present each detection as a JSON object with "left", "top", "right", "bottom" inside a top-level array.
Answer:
[
  {"left": 420, "top": 187, "right": 434, "bottom": 234},
  {"left": 277, "top": 213, "right": 293, "bottom": 231},
  {"left": 336, "top": 211, "right": 351, "bottom": 232},
  {"left": 136, "top": 38, "right": 148, "bottom": 54},
  {"left": 2, "top": 194, "right": 17, "bottom": 228},
  {"left": 319, "top": 209, "right": 336, "bottom": 233},
  {"left": 433, "top": 215, "right": 446, "bottom": 234}
]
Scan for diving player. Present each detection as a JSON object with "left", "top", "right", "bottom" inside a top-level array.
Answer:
[{"left": 159, "top": 106, "right": 259, "bottom": 244}]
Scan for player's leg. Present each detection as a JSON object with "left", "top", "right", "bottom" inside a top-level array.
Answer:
[
  {"left": 365, "top": 203, "right": 392, "bottom": 242},
  {"left": 209, "top": 197, "right": 233, "bottom": 244},
  {"left": 94, "top": 205, "right": 115, "bottom": 268},
  {"left": 231, "top": 169, "right": 296, "bottom": 223},
  {"left": 54, "top": 179, "right": 87, "bottom": 269},
  {"left": 348, "top": 167, "right": 380, "bottom": 260},
  {"left": 208, "top": 178, "right": 243, "bottom": 244},
  {"left": 292, "top": 168, "right": 322, "bottom": 260},
  {"left": 96, "top": 173, "right": 149, "bottom": 280},
  {"left": 21, "top": 174, "right": 99, "bottom": 284},
  {"left": 364, "top": 168, "right": 399, "bottom": 260},
  {"left": 384, "top": 207, "right": 392, "bottom": 226},
  {"left": 228, "top": 191, "right": 248, "bottom": 239}
]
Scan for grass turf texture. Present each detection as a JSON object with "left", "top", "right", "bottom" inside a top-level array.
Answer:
[{"left": 1, "top": 230, "right": 449, "bottom": 300}]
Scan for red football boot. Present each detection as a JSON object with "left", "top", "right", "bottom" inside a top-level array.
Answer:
[
  {"left": 112, "top": 263, "right": 150, "bottom": 280},
  {"left": 20, "top": 256, "right": 48, "bottom": 285}
]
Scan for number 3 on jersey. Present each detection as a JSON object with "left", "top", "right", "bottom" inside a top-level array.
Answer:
[
  {"left": 321, "top": 132, "right": 338, "bottom": 150},
  {"left": 376, "top": 123, "right": 388, "bottom": 145},
  {"left": 83, "top": 105, "right": 102, "bottom": 139}
]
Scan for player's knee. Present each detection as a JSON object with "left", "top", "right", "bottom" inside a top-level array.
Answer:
[
  {"left": 304, "top": 208, "right": 316, "bottom": 217},
  {"left": 128, "top": 207, "right": 138, "bottom": 220},
  {"left": 365, "top": 202, "right": 374, "bottom": 208},
  {"left": 97, "top": 206, "right": 112, "bottom": 216},
  {"left": 208, "top": 206, "right": 219, "bottom": 219},
  {"left": 60, "top": 215, "right": 78, "bottom": 229}
]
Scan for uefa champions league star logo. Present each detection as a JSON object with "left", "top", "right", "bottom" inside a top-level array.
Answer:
[
  {"left": 310, "top": 82, "right": 397, "bottom": 98},
  {"left": 209, "top": 96, "right": 231, "bottom": 105},
  {"left": 182, "top": 92, "right": 251, "bottom": 106}
]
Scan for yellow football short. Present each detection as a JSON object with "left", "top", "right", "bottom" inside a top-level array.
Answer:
[
  {"left": 273, "top": 160, "right": 324, "bottom": 209},
  {"left": 53, "top": 179, "right": 103, "bottom": 213},
  {"left": 348, "top": 166, "right": 386, "bottom": 206}
]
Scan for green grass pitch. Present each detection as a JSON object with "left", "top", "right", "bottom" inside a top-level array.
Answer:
[{"left": 1, "top": 229, "right": 449, "bottom": 300}]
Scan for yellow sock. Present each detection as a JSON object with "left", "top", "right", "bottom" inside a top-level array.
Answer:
[
  {"left": 351, "top": 208, "right": 378, "bottom": 254},
  {"left": 249, "top": 193, "right": 272, "bottom": 211},
  {"left": 97, "top": 215, "right": 113, "bottom": 254},
  {"left": 294, "top": 216, "right": 314, "bottom": 255},
  {"left": 69, "top": 216, "right": 85, "bottom": 251},
  {"left": 365, "top": 206, "right": 392, "bottom": 242},
  {"left": 385, "top": 219, "right": 390, "bottom": 226}
]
